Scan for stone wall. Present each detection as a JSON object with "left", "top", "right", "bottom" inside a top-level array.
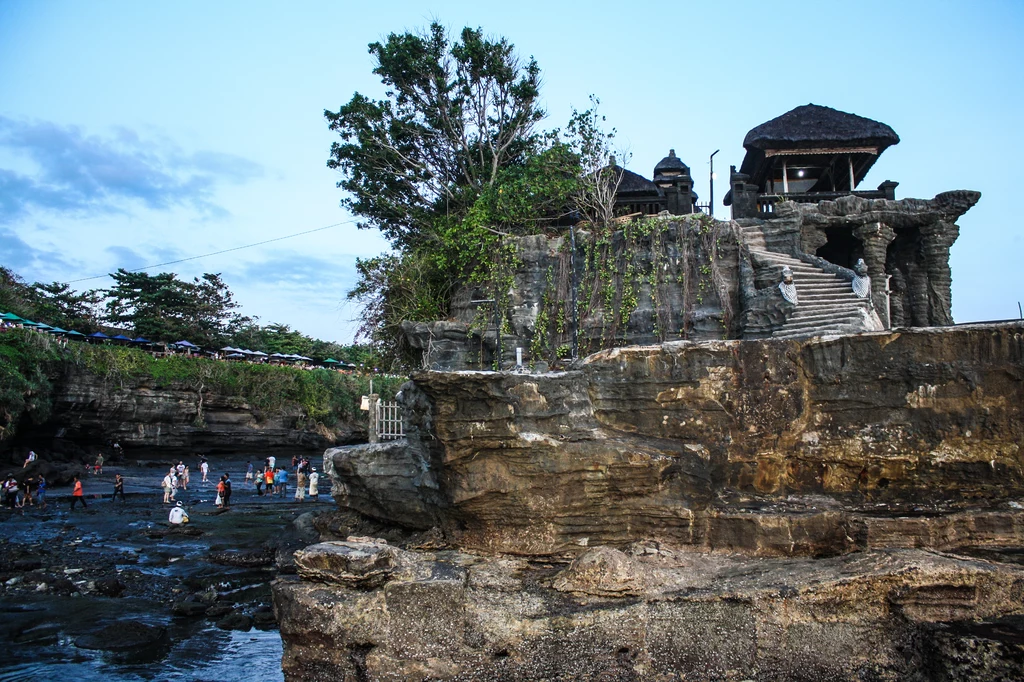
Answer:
[{"left": 405, "top": 215, "right": 741, "bottom": 371}]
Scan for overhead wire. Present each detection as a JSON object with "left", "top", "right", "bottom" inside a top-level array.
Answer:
[{"left": 65, "top": 219, "right": 358, "bottom": 284}]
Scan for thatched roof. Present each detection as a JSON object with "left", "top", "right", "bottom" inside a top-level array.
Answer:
[
  {"left": 609, "top": 165, "right": 661, "bottom": 196},
  {"left": 743, "top": 104, "right": 900, "bottom": 152},
  {"left": 654, "top": 149, "right": 690, "bottom": 176}
]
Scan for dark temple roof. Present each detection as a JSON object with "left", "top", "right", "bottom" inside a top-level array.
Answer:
[
  {"left": 654, "top": 149, "right": 690, "bottom": 176},
  {"left": 608, "top": 165, "right": 661, "bottom": 196},
  {"left": 743, "top": 104, "right": 900, "bottom": 152}
]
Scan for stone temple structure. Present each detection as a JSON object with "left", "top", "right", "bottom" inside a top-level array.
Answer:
[
  {"left": 402, "top": 104, "right": 980, "bottom": 370},
  {"left": 273, "top": 105, "right": 1023, "bottom": 681}
]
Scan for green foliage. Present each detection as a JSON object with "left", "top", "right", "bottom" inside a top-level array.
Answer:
[
  {"left": 0, "top": 329, "right": 63, "bottom": 440},
  {"left": 104, "top": 269, "right": 251, "bottom": 346},
  {"left": 325, "top": 22, "right": 544, "bottom": 249},
  {"left": 0, "top": 266, "right": 102, "bottom": 333}
]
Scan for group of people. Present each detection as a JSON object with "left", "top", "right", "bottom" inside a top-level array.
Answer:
[
  {"left": 3, "top": 473, "right": 46, "bottom": 512},
  {"left": 245, "top": 455, "right": 319, "bottom": 501},
  {"left": 161, "top": 462, "right": 192, "bottom": 504}
]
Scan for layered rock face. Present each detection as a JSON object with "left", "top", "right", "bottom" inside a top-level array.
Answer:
[
  {"left": 276, "top": 323, "right": 1024, "bottom": 680},
  {"left": 327, "top": 323, "right": 1024, "bottom": 555},
  {"left": 20, "top": 369, "right": 361, "bottom": 460}
]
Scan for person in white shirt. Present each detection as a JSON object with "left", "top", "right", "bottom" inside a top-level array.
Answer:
[
  {"left": 162, "top": 471, "right": 174, "bottom": 504},
  {"left": 308, "top": 468, "right": 320, "bottom": 501},
  {"left": 168, "top": 501, "right": 189, "bottom": 524}
]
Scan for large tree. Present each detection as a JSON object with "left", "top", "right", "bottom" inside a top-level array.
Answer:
[
  {"left": 325, "top": 23, "right": 545, "bottom": 248},
  {"left": 103, "top": 270, "right": 249, "bottom": 346}
]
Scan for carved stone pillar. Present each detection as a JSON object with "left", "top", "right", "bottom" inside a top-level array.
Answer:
[
  {"left": 919, "top": 220, "right": 960, "bottom": 326},
  {"left": 853, "top": 221, "right": 896, "bottom": 328}
]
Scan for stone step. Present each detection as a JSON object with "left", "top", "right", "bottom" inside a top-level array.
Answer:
[
  {"left": 790, "top": 301, "right": 864, "bottom": 315},
  {"left": 787, "top": 310, "right": 864, "bottom": 326},
  {"left": 778, "top": 317, "right": 861, "bottom": 333},
  {"left": 773, "top": 326, "right": 856, "bottom": 339}
]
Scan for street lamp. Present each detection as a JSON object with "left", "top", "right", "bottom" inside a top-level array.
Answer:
[{"left": 709, "top": 149, "right": 720, "bottom": 217}]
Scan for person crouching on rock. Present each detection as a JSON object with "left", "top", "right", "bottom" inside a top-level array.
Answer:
[
  {"left": 70, "top": 475, "right": 87, "bottom": 511},
  {"left": 168, "top": 501, "right": 189, "bottom": 525}
]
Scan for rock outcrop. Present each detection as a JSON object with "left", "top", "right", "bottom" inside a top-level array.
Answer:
[
  {"left": 324, "top": 323, "right": 1024, "bottom": 556},
  {"left": 276, "top": 539, "right": 1024, "bottom": 681},
  {"left": 277, "top": 323, "right": 1024, "bottom": 680},
  {"left": 8, "top": 368, "right": 363, "bottom": 461}
]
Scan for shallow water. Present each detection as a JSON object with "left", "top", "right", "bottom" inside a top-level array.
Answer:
[{"left": 0, "top": 455, "right": 331, "bottom": 681}]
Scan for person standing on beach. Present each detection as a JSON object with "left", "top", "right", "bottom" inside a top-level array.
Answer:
[
  {"left": 255, "top": 468, "right": 265, "bottom": 496},
  {"left": 295, "top": 468, "right": 306, "bottom": 502},
  {"left": 162, "top": 470, "right": 174, "bottom": 504},
  {"left": 113, "top": 473, "right": 126, "bottom": 502},
  {"left": 222, "top": 473, "right": 232, "bottom": 508},
  {"left": 308, "top": 468, "right": 319, "bottom": 501},
  {"left": 200, "top": 458, "right": 209, "bottom": 483},
  {"left": 36, "top": 474, "right": 47, "bottom": 509},
  {"left": 70, "top": 475, "right": 87, "bottom": 510},
  {"left": 93, "top": 452, "right": 104, "bottom": 475},
  {"left": 244, "top": 462, "right": 253, "bottom": 488},
  {"left": 181, "top": 466, "right": 190, "bottom": 490},
  {"left": 265, "top": 467, "right": 274, "bottom": 496}
]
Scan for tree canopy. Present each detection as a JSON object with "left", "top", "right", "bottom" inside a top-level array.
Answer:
[
  {"left": 326, "top": 23, "right": 545, "bottom": 248},
  {"left": 103, "top": 270, "right": 249, "bottom": 346},
  {"left": 328, "top": 24, "right": 623, "bottom": 368}
]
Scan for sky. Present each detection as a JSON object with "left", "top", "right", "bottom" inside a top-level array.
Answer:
[{"left": 1, "top": 0, "right": 1022, "bottom": 342}]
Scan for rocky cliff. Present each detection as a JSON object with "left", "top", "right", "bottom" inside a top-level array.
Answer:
[
  {"left": 275, "top": 323, "right": 1024, "bottom": 680},
  {"left": 8, "top": 367, "right": 365, "bottom": 462}
]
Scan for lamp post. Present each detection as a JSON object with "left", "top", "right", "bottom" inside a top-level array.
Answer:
[{"left": 709, "top": 149, "right": 720, "bottom": 217}]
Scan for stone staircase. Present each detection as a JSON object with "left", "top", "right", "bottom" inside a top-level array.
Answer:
[{"left": 739, "top": 225, "right": 877, "bottom": 339}]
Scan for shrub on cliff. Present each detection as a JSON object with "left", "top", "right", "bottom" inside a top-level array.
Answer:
[
  {"left": 65, "top": 343, "right": 403, "bottom": 428},
  {"left": 0, "top": 329, "right": 64, "bottom": 440}
]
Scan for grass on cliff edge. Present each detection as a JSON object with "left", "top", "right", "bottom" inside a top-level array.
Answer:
[{"left": 0, "top": 329, "right": 405, "bottom": 439}]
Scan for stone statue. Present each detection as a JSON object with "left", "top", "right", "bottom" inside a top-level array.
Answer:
[
  {"left": 778, "top": 266, "right": 798, "bottom": 305},
  {"left": 851, "top": 258, "right": 871, "bottom": 299}
]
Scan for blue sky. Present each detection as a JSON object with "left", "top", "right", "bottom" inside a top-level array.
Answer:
[{"left": 1, "top": 0, "right": 1021, "bottom": 342}]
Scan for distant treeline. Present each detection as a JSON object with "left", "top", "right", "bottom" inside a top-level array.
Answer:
[{"left": 0, "top": 265, "right": 379, "bottom": 366}]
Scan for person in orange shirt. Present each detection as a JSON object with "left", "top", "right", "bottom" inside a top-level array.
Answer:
[
  {"left": 70, "top": 474, "right": 87, "bottom": 510},
  {"left": 264, "top": 467, "right": 274, "bottom": 497}
]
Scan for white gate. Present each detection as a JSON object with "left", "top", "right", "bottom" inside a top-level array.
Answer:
[{"left": 375, "top": 399, "right": 405, "bottom": 440}]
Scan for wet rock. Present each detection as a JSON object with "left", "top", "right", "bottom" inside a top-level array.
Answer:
[
  {"left": 13, "top": 622, "right": 59, "bottom": 645},
  {"left": 205, "top": 604, "right": 235, "bottom": 618},
  {"left": 94, "top": 577, "right": 125, "bottom": 597},
  {"left": 208, "top": 548, "right": 273, "bottom": 567},
  {"left": 216, "top": 611, "right": 252, "bottom": 631},
  {"left": 75, "top": 620, "right": 167, "bottom": 651},
  {"left": 293, "top": 511, "right": 321, "bottom": 544},
  {"left": 171, "top": 599, "right": 210, "bottom": 617},
  {"left": 12, "top": 558, "right": 42, "bottom": 571},
  {"left": 252, "top": 606, "right": 277, "bottom": 629},
  {"left": 146, "top": 525, "right": 204, "bottom": 539},
  {"left": 293, "top": 540, "right": 399, "bottom": 588}
]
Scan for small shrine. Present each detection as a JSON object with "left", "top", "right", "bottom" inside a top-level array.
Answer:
[
  {"left": 610, "top": 150, "right": 698, "bottom": 217},
  {"left": 726, "top": 104, "right": 900, "bottom": 229}
]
